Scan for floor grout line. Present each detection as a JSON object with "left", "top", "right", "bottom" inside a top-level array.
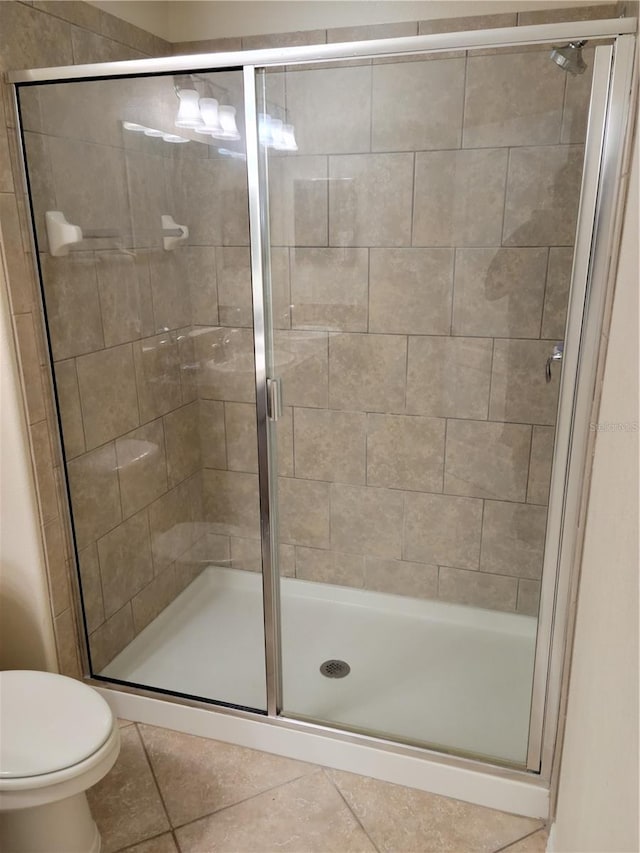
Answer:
[
  {"left": 168, "top": 767, "right": 320, "bottom": 833},
  {"left": 321, "top": 767, "right": 382, "bottom": 853},
  {"left": 113, "top": 827, "right": 178, "bottom": 853},
  {"left": 134, "top": 723, "right": 176, "bottom": 837},
  {"left": 492, "top": 824, "right": 547, "bottom": 853}
]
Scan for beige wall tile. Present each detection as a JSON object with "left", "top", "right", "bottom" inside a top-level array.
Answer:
[
  {"left": 279, "top": 476, "right": 330, "bottom": 549},
  {"left": 453, "top": 248, "right": 548, "bottom": 338},
  {"left": 29, "top": 420, "right": 58, "bottom": 524},
  {"left": 517, "top": 579, "right": 541, "bottom": 617},
  {"left": 96, "top": 251, "right": 154, "bottom": 347},
  {"left": 330, "top": 153, "right": 414, "bottom": 247},
  {"left": 490, "top": 339, "right": 561, "bottom": 425},
  {"left": 406, "top": 336, "right": 492, "bottom": 419},
  {"left": 134, "top": 333, "right": 184, "bottom": 422},
  {"left": 270, "top": 246, "right": 292, "bottom": 330},
  {"left": 279, "top": 543, "right": 296, "bottom": 578},
  {"left": 295, "top": 546, "right": 364, "bottom": 587},
  {"left": 203, "top": 469, "right": 260, "bottom": 540},
  {"left": 369, "top": 248, "right": 454, "bottom": 335},
  {"left": 274, "top": 330, "right": 328, "bottom": 408},
  {"left": 187, "top": 246, "right": 218, "bottom": 327},
  {"left": 116, "top": 419, "right": 168, "bottom": 518},
  {"left": 216, "top": 247, "right": 252, "bottom": 328},
  {"left": 527, "top": 425, "right": 555, "bottom": 506},
  {"left": 196, "top": 326, "right": 256, "bottom": 404},
  {"left": 132, "top": 564, "right": 178, "bottom": 632},
  {"left": 290, "top": 247, "right": 368, "bottom": 332},
  {"left": 37, "top": 78, "right": 125, "bottom": 147},
  {"left": 77, "top": 343, "right": 139, "bottom": 449},
  {"left": 164, "top": 401, "right": 200, "bottom": 486},
  {"left": 331, "top": 483, "right": 403, "bottom": 558},
  {"left": 329, "top": 333, "right": 406, "bottom": 413},
  {"left": 413, "top": 148, "right": 508, "bottom": 247},
  {"left": 41, "top": 252, "right": 104, "bottom": 361},
  {"left": 438, "top": 566, "right": 518, "bottom": 611},
  {"left": 0, "top": 192, "right": 34, "bottom": 314},
  {"left": 43, "top": 518, "right": 70, "bottom": 616},
  {"left": 542, "top": 247, "right": 573, "bottom": 340},
  {"left": 173, "top": 37, "right": 241, "bottom": 54},
  {"left": 517, "top": 4, "right": 615, "bottom": 25},
  {"left": 67, "top": 443, "right": 121, "bottom": 548},
  {"left": 0, "top": 1, "right": 73, "bottom": 70},
  {"left": 503, "top": 145, "right": 584, "bottom": 246},
  {"left": 365, "top": 557, "right": 438, "bottom": 599},
  {"left": 464, "top": 52, "right": 564, "bottom": 148},
  {"left": 13, "top": 313, "right": 46, "bottom": 424},
  {"left": 367, "top": 413, "right": 445, "bottom": 492},
  {"left": 176, "top": 535, "right": 231, "bottom": 587},
  {"left": 78, "top": 543, "right": 105, "bottom": 632},
  {"left": 243, "top": 29, "right": 326, "bottom": 49},
  {"left": 53, "top": 607, "right": 81, "bottom": 678},
  {"left": 126, "top": 151, "right": 169, "bottom": 249},
  {"left": 176, "top": 770, "right": 375, "bottom": 853},
  {"left": 138, "top": 723, "right": 313, "bottom": 828},
  {"left": 99, "top": 5, "right": 162, "bottom": 54},
  {"left": 199, "top": 399, "right": 227, "bottom": 469},
  {"left": 285, "top": 65, "right": 371, "bottom": 155},
  {"left": 404, "top": 492, "right": 482, "bottom": 568},
  {"left": 149, "top": 479, "right": 201, "bottom": 572},
  {"left": 0, "top": 115, "right": 13, "bottom": 194},
  {"left": 225, "top": 401, "right": 258, "bottom": 473},
  {"left": 277, "top": 405, "right": 294, "bottom": 477},
  {"left": 48, "top": 137, "right": 129, "bottom": 241},
  {"left": 230, "top": 536, "right": 262, "bottom": 572},
  {"left": 98, "top": 509, "right": 154, "bottom": 618},
  {"left": 32, "top": 1, "right": 103, "bottom": 33},
  {"left": 419, "top": 12, "right": 517, "bottom": 34},
  {"left": 293, "top": 407, "right": 366, "bottom": 484},
  {"left": 148, "top": 249, "right": 191, "bottom": 333},
  {"left": 328, "top": 20, "right": 416, "bottom": 43},
  {"left": 372, "top": 58, "right": 465, "bottom": 151},
  {"left": 267, "top": 155, "right": 328, "bottom": 247},
  {"left": 445, "top": 419, "right": 532, "bottom": 502},
  {"left": 70, "top": 27, "right": 147, "bottom": 63},
  {"left": 480, "top": 500, "right": 548, "bottom": 579},
  {"left": 177, "top": 327, "right": 198, "bottom": 404},
  {"left": 86, "top": 725, "right": 169, "bottom": 853},
  {"left": 89, "top": 602, "right": 135, "bottom": 672},
  {"left": 562, "top": 49, "right": 595, "bottom": 144},
  {"left": 21, "top": 131, "right": 53, "bottom": 254}
]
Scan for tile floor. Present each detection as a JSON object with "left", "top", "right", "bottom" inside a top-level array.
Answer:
[{"left": 88, "top": 720, "right": 549, "bottom": 853}]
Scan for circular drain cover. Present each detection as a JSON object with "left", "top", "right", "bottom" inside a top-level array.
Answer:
[{"left": 320, "top": 659, "right": 350, "bottom": 679}]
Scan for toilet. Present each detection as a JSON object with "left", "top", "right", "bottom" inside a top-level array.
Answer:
[{"left": 0, "top": 670, "right": 121, "bottom": 853}]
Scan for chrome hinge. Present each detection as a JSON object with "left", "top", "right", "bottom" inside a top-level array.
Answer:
[{"left": 266, "top": 377, "right": 283, "bottom": 421}]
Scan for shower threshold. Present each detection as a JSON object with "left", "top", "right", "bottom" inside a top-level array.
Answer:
[{"left": 102, "top": 566, "right": 536, "bottom": 765}]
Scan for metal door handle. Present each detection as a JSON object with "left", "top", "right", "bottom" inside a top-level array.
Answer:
[
  {"left": 266, "top": 377, "right": 283, "bottom": 421},
  {"left": 546, "top": 343, "right": 564, "bottom": 383}
]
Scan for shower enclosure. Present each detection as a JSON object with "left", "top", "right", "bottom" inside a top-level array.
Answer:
[{"left": 12, "top": 15, "right": 635, "bottom": 787}]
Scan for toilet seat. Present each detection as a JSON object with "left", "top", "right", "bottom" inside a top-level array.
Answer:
[
  {"left": 0, "top": 671, "right": 120, "bottom": 811},
  {"left": 0, "top": 670, "right": 113, "bottom": 778}
]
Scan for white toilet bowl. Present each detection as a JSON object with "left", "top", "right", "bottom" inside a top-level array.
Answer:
[{"left": 0, "top": 670, "right": 121, "bottom": 853}]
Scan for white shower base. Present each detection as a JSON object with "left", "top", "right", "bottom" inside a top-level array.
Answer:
[{"left": 103, "top": 566, "right": 536, "bottom": 765}]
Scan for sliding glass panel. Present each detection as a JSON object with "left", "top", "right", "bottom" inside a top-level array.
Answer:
[
  {"left": 18, "top": 70, "right": 268, "bottom": 711},
  {"left": 258, "top": 39, "right": 596, "bottom": 764}
]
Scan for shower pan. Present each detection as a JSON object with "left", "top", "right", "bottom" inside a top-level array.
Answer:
[{"left": 10, "top": 14, "right": 636, "bottom": 815}]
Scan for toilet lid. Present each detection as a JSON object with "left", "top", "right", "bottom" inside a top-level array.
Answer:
[{"left": 0, "top": 670, "right": 114, "bottom": 778}]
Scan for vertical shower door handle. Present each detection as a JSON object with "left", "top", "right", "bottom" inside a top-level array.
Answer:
[{"left": 266, "top": 377, "right": 283, "bottom": 421}]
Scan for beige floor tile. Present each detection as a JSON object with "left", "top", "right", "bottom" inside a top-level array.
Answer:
[
  {"left": 327, "top": 768, "right": 543, "bottom": 853},
  {"left": 120, "top": 832, "right": 178, "bottom": 853},
  {"left": 175, "top": 770, "right": 376, "bottom": 853},
  {"left": 138, "top": 724, "right": 314, "bottom": 827},
  {"left": 87, "top": 726, "right": 169, "bottom": 853},
  {"left": 501, "top": 828, "right": 549, "bottom": 852}
]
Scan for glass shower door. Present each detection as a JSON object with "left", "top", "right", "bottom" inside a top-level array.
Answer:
[
  {"left": 257, "top": 40, "right": 595, "bottom": 764},
  {"left": 18, "top": 69, "right": 269, "bottom": 712}
]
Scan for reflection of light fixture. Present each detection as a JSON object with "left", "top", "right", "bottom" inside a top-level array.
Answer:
[
  {"left": 122, "top": 121, "right": 188, "bottom": 144},
  {"left": 258, "top": 112, "right": 297, "bottom": 151},
  {"left": 163, "top": 133, "right": 190, "bottom": 144},
  {"left": 122, "top": 121, "right": 146, "bottom": 132},
  {"left": 144, "top": 128, "right": 164, "bottom": 137},
  {"left": 196, "top": 98, "right": 224, "bottom": 136},
  {"left": 175, "top": 88, "right": 203, "bottom": 128},
  {"left": 216, "top": 105, "right": 240, "bottom": 140}
]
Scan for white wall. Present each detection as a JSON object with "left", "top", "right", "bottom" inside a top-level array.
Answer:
[
  {"left": 0, "top": 250, "right": 56, "bottom": 672},
  {"left": 552, "top": 134, "right": 639, "bottom": 851},
  {"left": 88, "top": 0, "right": 618, "bottom": 43}
]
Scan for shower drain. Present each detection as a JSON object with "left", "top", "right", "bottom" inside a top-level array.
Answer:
[{"left": 320, "top": 659, "right": 351, "bottom": 679}]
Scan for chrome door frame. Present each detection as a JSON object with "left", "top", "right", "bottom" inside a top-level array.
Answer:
[{"left": 9, "top": 17, "right": 637, "bottom": 785}]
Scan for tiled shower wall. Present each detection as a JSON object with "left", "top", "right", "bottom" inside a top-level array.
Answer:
[{"left": 0, "top": 2, "right": 619, "bottom": 676}]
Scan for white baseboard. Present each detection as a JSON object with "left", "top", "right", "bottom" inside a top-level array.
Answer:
[
  {"left": 98, "top": 687, "right": 549, "bottom": 820},
  {"left": 546, "top": 822, "right": 556, "bottom": 851}
]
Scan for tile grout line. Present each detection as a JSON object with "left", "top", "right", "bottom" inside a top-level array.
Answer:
[
  {"left": 134, "top": 723, "right": 176, "bottom": 838},
  {"left": 320, "top": 768, "right": 382, "bottom": 853},
  {"left": 492, "top": 825, "right": 547, "bottom": 853}
]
